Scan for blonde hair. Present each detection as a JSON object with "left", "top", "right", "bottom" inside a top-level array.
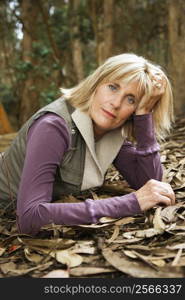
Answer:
[{"left": 60, "top": 53, "right": 174, "bottom": 141}]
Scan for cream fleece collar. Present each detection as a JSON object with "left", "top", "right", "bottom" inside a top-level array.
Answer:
[{"left": 71, "top": 108, "right": 124, "bottom": 190}]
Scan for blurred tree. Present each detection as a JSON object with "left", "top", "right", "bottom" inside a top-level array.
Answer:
[
  {"left": 88, "top": 0, "right": 114, "bottom": 65},
  {"left": 0, "top": 0, "right": 19, "bottom": 130},
  {"left": 19, "top": 0, "right": 40, "bottom": 125},
  {"left": 69, "top": 0, "right": 84, "bottom": 81},
  {"left": 103, "top": 0, "right": 114, "bottom": 61},
  {"left": 0, "top": 2, "right": 15, "bottom": 88},
  {"left": 168, "top": 0, "right": 185, "bottom": 114}
]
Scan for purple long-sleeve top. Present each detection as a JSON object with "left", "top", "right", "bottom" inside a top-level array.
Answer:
[{"left": 16, "top": 113, "right": 162, "bottom": 235}]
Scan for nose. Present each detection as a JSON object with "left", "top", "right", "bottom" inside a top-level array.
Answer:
[{"left": 110, "top": 95, "right": 122, "bottom": 109}]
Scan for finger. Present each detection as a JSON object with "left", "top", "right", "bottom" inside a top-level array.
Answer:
[
  {"left": 151, "top": 74, "right": 166, "bottom": 92},
  {"left": 156, "top": 195, "right": 173, "bottom": 207},
  {"left": 167, "top": 186, "right": 176, "bottom": 205},
  {"left": 155, "top": 184, "right": 176, "bottom": 205},
  {"left": 161, "top": 183, "right": 176, "bottom": 205},
  {"left": 161, "top": 192, "right": 175, "bottom": 205},
  {"left": 160, "top": 183, "right": 175, "bottom": 205},
  {"left": 151, "top": 79, "right": 162, "bottom": 90},
  {"left": 151, "top": 75, "right": 162, "bottom": 83}
]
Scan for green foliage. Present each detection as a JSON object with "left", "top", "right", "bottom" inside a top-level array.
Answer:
[
  {"left": 40, "top": 83, "right": 59, "bottom": 106},
  {"left": 77, "top": 2, "right": 94, "bottom": 44},
  {"left": 0, "top": 83, "right": 14, "bottom": 104},
  {"left": 32, "top": 42, "right": 52, "bottom": 58},
  {"left": 15, "top": 61, "right": 33, "bottom": 81},
  {"left": 50, "top": 5, "right": 71, "bottom": 51}
]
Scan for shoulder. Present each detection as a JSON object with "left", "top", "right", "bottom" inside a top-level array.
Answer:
[
  {"left": 28, "top": 112, "right": 71, "bottom": 148},
  {"left": 29, "top": 112, "right": 69, "bottom": 133}
]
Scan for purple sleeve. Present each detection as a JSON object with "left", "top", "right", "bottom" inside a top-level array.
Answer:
[
  {"left": 16, "top": 113, "right": 141, "bottom": 236},
  {"left": 114, "top": 113, "right": 163, "bottom": 190}
]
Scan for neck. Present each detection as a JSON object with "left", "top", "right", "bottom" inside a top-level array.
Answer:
[{"left": 93, "top": 124, "right": 106, "bottom": 142}]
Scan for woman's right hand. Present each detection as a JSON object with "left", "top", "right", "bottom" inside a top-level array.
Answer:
[
  {"left": 134, "top": 179, "right": 175, "bottom": 211},
  {"left": 135, "top": 71, "right": 167, "bottom": 115}
]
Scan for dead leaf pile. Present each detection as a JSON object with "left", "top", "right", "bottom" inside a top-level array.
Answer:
[
  {"left": 0, "top": 116, "right": 185, "bottom": 278},
  {"left": 161, "top": 116, "right": 185, "bottom": 200}
]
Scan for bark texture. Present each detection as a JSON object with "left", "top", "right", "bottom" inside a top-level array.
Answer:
[{"left": 168, "top": 0, "right": 185, "bottom": 114}]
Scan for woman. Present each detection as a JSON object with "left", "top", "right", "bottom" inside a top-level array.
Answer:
[{"left": 0, "top": 53, "right": 175, "bottom": 235}]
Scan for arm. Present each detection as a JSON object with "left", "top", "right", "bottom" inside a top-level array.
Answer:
[
  {"left": 17, "top": 113, "right": 142, "bottom": 236},
  {"left": 113, "top": 70, "right": 166, "bottom": 189},
  {"left": 114, "top": 73, "right": 176, "bottom": 211},
  {"left": 113, "top": 114, "right": 163, "bottom": 190}
]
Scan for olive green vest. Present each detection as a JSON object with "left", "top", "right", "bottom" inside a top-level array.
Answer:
[
  {"left": 0, "top": 97, "right": 124, "bottom": 208},
  {"left": 0, "top": 98, "right": 85, "bottom": 206}
]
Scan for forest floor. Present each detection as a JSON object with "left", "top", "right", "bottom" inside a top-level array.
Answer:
[{"left": 0, "top": 116, "right": 185, "bottom": 278}]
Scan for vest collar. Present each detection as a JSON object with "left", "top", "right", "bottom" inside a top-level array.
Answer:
[{"left": 71, "top": 108, "right": 124, "bottom": 176}]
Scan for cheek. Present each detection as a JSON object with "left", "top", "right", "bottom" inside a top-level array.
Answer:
[
  {"left": 90, "top": 98, "right": 102, "bottom": 119},
  {"left": 94, "top": 88, "right": 110, "bottom": 105},
  {"left": 92, "top": 95, "right": 106, "bottom": 113},
  {"left": 119, "top": 106, "right": 135, "bottom": 119},
  {"left": 92, "top": 93, "right": 102, "bottom": 109}
]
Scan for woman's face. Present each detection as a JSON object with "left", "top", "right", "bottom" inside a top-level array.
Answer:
[{"left": 89, "top": 80, "right": 140, "bottom": 139}]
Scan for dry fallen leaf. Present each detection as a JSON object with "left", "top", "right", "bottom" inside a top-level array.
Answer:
[
  {"left": 24, "top": 247, "right": 43, "bottom": 264},
  {"left": 161, "top": 205, "right": 180, "bottom": 223},
  {"left": 70, "top": 240, "right": 96, "bottom": 255},
  {"left": 50, "top": 250, "right": 83, "bottom": 267},
  {"left": 0, "top": 262, "right": 17, "bottom": 275},
  {"left": 123, "top": 250, "right": 137, "bottom": 259},
  {"left": 123, "top": 228, "right": 163, "bottom": 239},
  {"left": 99, "top": 216, "right": 118, "bottom": 223},
  {"left": 0, "top": 247, "right": 6, "bottom": 256},
  {"left": 114, "top": 216, "right": 136, "bottom": 226},
  {"left": 106, "top": 226, "right": 120, "bottom": 243},
  {"left": 18, "top": 237, "right": 75, "bottom": 249},
  {"left": 167, "top": 242, "right": 185, "bottom": 250},
  {"left": 171, "top": 248, "right": 183, "bottom": 266},
  {"left": 70, "top": 267, "right": 116, "bottom": 277},
  {"left": 150, "top": 259, "right": 165, "bottom": 267},
  {"left": 78, "top": 223, "right": 112, "bottom": 228},
  {"left": 42, "top": 269, "right": 69, "bottom": 278},
  {"left": 102, "top": 248, "right": 184, "bottom": 278},
  {"left": 153, "top": 207, "right": 166, "bottom": 231}
]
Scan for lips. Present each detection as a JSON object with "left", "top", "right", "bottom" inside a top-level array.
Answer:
[{"left": 101, "top": 108, "right": 116, "bottom": 118}]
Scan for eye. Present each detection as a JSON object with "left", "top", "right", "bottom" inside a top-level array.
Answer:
[
  {"left": 108, "top": 84, "right": 117, "bottom": 91},
  {"left": 127, "top": 95, "right": 136, "bottom": 104}
]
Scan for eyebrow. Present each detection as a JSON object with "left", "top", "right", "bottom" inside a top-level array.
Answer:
[
  {"left": 113, "top": 82, "right": 121, "bottom": 88},
  {"left": 127, "top": 93, "right": 137, "bottom": 99}
]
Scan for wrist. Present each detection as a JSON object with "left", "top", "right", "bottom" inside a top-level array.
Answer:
[
  {"left": 135, "top": 109, "right": 151, "bottom": 115},
  {"left": 133, "top": 114, "right": 158, "bottom": 147}
]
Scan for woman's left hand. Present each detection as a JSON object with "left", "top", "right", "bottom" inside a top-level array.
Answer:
[{"left": 135, "top": 71, "right": 167, "bottom": 115}]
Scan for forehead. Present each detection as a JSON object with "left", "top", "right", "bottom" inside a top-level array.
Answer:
[{"left": 116, "top": 80, "right": 139, "bottom": 89}]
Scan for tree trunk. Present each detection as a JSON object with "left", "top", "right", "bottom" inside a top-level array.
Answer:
[
  {"left": 19, "top": 0, "right": 40, "bottom": 125},
  {"left": 89, "top": 0, "right": 114, "bottom": 65},
  {"left": 0, "top": 2, "right": 15, "bottom": 87},
  {"left": 168, "top": 0, "right": 185, "bottom": 114},
  {"left": 103, "top": 0, "right": 114, "bottom": 60},
  {"left": 69, "top": 0, "right": 84, "bottom": 82}
]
